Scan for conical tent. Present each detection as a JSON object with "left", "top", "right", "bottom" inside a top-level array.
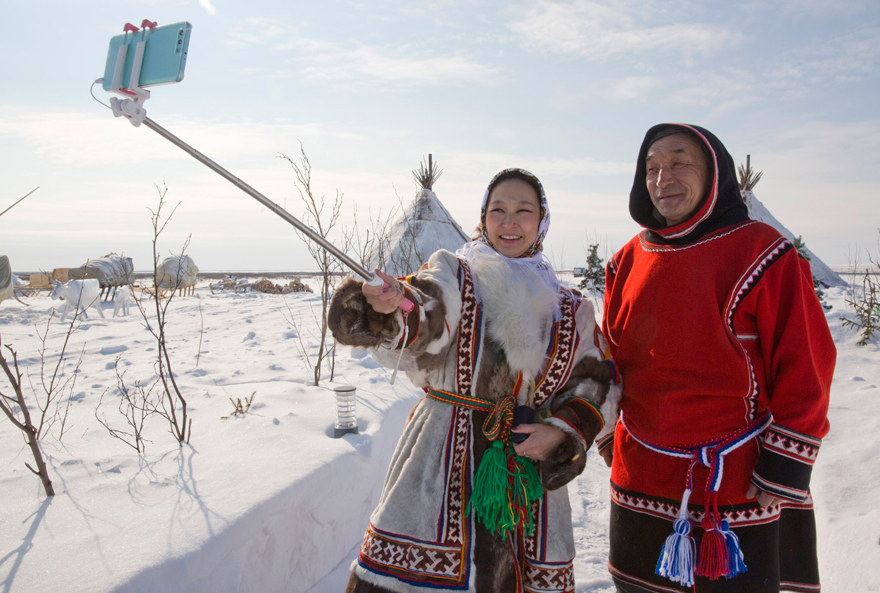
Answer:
[
  {"left": 742, "top": 190, "right": 845, "bottom": 288},
  {"left": 366, "top": 187, "right": 470, "bottom": 278}
]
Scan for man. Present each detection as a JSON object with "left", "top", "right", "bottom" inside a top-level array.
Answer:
[{"left": 598, "top": 124, "right": 835, "bottom": 593}]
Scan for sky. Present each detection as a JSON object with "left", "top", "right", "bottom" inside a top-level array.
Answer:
[{"left": 1, "top": 0, "right": 878, "bottom": 272}]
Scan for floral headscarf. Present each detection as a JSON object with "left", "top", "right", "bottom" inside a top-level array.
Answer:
[
  {"left": 474, "top": 168, "right": 550, "bottom": 258},
  {"left": 457, "top": 168, "right": 562, "bottom": 314}
]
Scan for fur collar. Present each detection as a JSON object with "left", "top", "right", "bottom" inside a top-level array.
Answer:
[{"left": 470, "top": 250, "right": 559, "bottom": 378}]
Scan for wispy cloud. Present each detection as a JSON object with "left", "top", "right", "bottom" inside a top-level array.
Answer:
[
  {"left": 224, "top": 18, "right": 294, "bottom": 49},
  {"left": 439, "top": 149, "right": 632, "bottom": 181},
  {"left": 198, "top": 0, "right": 217, "bottom": 17},
  {"left": 294, "top": 44, "right": 497, "bottom": 86},
  {"left": 0, "top": 107, "right": 363, "bottom": 168},
  {"left": 610, "top": 76, "right": 660, "bottom": 100},
  {"left": 589, "top": 24, "right": 877, "bottom": 110},
  {"left": 767, "top": 27, "right": 880, "bottom": 91},
  {"left": 224, "top": 19, "right": 497, "bottom": 87},
  {"left": 508, "top": 0, "right": 739, "bottom": 60}
]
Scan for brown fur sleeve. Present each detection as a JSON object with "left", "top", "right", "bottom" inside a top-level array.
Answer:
[
  {"left": 328, "top": 278, "right": 402, "bottom": 347},
  {"left": 539, "top": 356, "right": 613, "bottom": 490},
  {"left": 328, "top": 276, "right": 452, "bottom": 367}
]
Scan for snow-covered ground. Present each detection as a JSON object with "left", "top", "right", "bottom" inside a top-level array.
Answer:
[{"left": 0, "top": 277, "right": 878, "bottom": 593}]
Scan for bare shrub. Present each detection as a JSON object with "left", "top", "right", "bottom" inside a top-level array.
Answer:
[
  {"left": 384, "top": 186, "right": 428, "bottom": 277},
  {"left": 0, "top": 313, "right": 86, "bottom": 496},
  {"left": 221, "top": 392, "right": 256, "bottom": 419},
  {"left": 129, "top": 185, "right": 192, "bottom": 445},
  {"left": 842, "top": 230, "right": 880, "bottom": 346},
  {"left": 278, "top": 145, "right": 344, "bottom": 386},
  {"left": 95, "top": 357, "right": 156, "bottom": 453},
  {"left": 343, "top": 202, "right": 398, "bottom": 273}
]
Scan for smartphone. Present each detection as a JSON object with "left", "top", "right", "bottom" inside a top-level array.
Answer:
[{"left": 102, "top": 21, "right": 192, "bottom": 91}]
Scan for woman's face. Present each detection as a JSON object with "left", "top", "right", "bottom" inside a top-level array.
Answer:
[{"left": 484, "top": 178, "right": 541, "bottom": 258}]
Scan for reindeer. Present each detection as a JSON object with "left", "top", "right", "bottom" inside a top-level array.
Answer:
[
  {"left": 50, "top": 279, "right": 105, "bottom": 321},
  {"left": 112, "top": 285, "right": 131, "bottom": 318}
]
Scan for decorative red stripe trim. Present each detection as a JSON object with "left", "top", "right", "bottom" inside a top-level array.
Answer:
[
  {"left": 552, "top": 415, "right": 586, "bottom": 442},
  {"left": 568, "top": 398, "right": 605, "bottom": 428}
]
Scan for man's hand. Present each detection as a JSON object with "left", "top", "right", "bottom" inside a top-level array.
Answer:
[
  {"left": 512, "top": 424, "right": 568, "bottom": 461},
  {"left": 746, "top": 483, "right": 784, "bottom": 508},
  {"left": 598, "top": 446, "right": 613, "bottom": 467},
  {"left": 362, "top": 269, "right": 404, "bottom": 314}
]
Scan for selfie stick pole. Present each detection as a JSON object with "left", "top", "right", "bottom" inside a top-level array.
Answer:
[
  {"left": 141, "top": 118, "right": 413, "bottom": 309},
  {"left": 103, "top": 21, "right": 412, "bottom": 308},
  {"left": 141, "top": 116, "right": 373, "bottom": 281}
]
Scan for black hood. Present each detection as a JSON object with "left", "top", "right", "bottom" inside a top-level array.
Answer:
[{"left": 629, "top": 123, "right": 749, "bottom": 245}]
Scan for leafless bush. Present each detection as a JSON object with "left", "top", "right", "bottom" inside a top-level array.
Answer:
[
  {"left": 221, "top": 392, "right": 256, "bottom": 419},
  {"left": 129, "top": 185, "right": 192, "bottom": 445},
  {"left": 95, "top": 357, "right": 156, "bottom": 453},
  {"left": 842, "top": 230, "right": 880, "bottom": 346},
  {"left": 278, "top": 145, "right": 344, "bottom": 386},
  {"left": 343, "top": 201, "right": 398, "bottom": 272},
  {"left": 0, "top": 312, "right": 85, "bottom": 496},
  {"left": 384, "top": 186, "right": 428, "bottom": 277}
]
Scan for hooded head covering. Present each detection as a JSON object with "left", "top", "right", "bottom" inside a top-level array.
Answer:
[
  {"left": 474, "top": 168, "right": 550, "bottom": 257},
  {"left": 457, "top": 168, "right": 561, "bottom": 309},
  {"left": 630, "top": 123, "right": 749, "bottom": 245}
]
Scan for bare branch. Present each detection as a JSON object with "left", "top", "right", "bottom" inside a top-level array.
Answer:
[{"left": 278, "top": 144, "right": 346, "bottom": 385}]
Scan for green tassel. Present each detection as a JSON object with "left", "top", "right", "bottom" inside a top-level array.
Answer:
[
  {"left": 468, "top": 440, "right": 511, "bottom": 535},
  {"left": 509, "top": 454, "right": 544, "bottom": 536},
  {"left": 467, "top": 441, "right": 545, "bottom": 538}
]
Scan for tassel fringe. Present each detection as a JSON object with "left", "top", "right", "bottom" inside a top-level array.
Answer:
[
  {"left": 467, "top": 440, "right": 543, "bottom": 537},
  {"left": 656, "top": 489, "right": 696, "bottom": 586},
  {"left": 721, "top": 520, "right": 747, "bottom": 578},
  {"left": 655, "top": 516, "right": 696, "bottom": 586},
  {"left": 695, "top": 518, "right": 730, "bottom": 580}
]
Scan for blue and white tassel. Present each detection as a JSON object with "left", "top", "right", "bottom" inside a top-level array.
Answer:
[{"left": 656, "top": 488, "right": 696, "bottom": 587}]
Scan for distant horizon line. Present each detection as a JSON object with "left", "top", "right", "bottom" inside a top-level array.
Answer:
[{"left": 15, "top": 264, "right": 867, "bottom": 276}]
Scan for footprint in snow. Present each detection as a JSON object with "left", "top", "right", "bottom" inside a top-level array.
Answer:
[{"left": 243, "top": 331, "right": 256, "bottom": 342}]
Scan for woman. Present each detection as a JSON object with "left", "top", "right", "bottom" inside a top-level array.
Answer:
[{"left": 329, "top": 169, "right": 620, "bottom": 593}]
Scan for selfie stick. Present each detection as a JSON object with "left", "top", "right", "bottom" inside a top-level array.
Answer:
[{"left": 102, "top": 21, "right": 412, "bottom": 309}]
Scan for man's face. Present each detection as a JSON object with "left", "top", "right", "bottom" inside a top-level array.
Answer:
[{"left": 645, "top": 134, "right": 710, "bottom": 227}]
